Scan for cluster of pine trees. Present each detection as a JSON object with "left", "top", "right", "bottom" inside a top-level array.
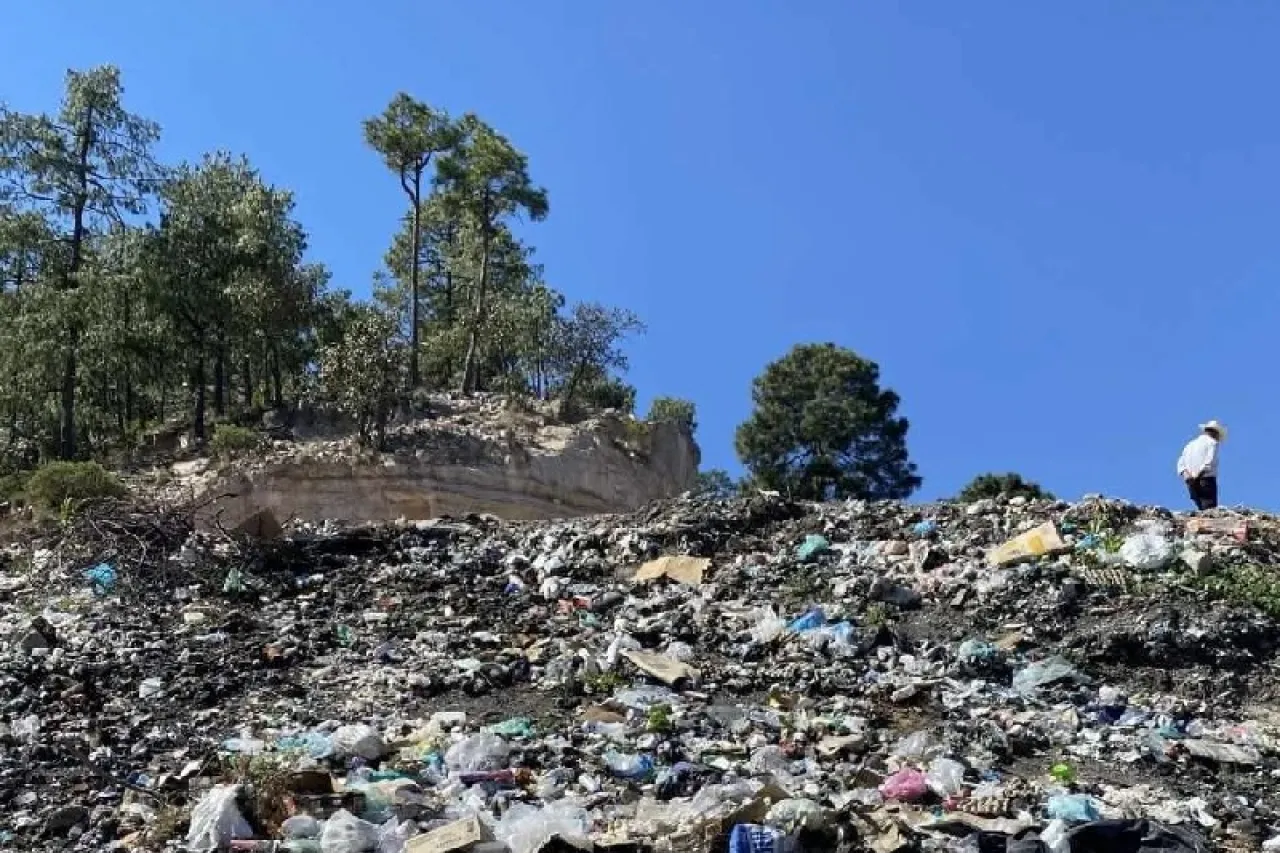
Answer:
[{"left": 0, "top": 66, "right": 645, "bottom": 470}]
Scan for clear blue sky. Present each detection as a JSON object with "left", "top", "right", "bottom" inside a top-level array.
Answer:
[{"left": 5, "top": 2, "right": 1279, "bottom": 509}]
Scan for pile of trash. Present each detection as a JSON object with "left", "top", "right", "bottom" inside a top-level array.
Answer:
[{"left": 2, "top": 491, "right": 1280, "bottom": 852}]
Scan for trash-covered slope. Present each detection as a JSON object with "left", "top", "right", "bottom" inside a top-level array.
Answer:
[{"left": 2, "top": 494, "right": 1278, "bottom": 852}]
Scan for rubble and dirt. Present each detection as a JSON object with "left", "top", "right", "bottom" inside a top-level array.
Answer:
[
  {"left": 151, "top": 393, "right": 700, "bottom": 526},
  {"left": 3, "top": 491, "right": 1280, "bottom": 852}
]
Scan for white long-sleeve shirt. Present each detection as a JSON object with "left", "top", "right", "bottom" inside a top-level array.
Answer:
[{"left": 1177, "top": 434, "right": 1220, "bottom": 479}]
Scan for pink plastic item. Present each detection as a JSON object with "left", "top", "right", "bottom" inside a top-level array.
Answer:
[{"left": 879, "top": 768, "right": 929, "bottom": 802}]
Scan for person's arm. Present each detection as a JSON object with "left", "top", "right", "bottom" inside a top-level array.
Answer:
[{"left": 1204, "top": 439, "right": 1220, "bottom": 476}]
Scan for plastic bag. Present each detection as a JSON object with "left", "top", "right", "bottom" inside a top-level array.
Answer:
[
  {"left": 332, "top": 724, "right": 388, "bottom": 761},
  {"left": 1012, "top": 657, "right": 1080, "bottom": 694},
  {"left": 957, "top": 638, "right": 997, "bottom": 663},
  {"left": 493, "top": 801, "right": 591, "bottom": 853},
  {"left": 750, "top": 607, "right": 788, "bottom": 644},
  {"left": 376, "top": 817, "right": 415, "bottom": 853},
  {"left": 1119, "top": 531, "right": 1175, "bottom": 571},
  {"left": 891, "top": 730, "right": 936, "bottom": 760},
  {"left": 320, "top": 809, "right": 382, "bottom": 853},
  {"left": 186, "top": 785, "right": 253, "bottom": 852},
  {"left": 925, "top": 757, "right": 965, "bottom": 797},
  {"left": 796, "top": 534, "right": 830, "bottom": 562},
  {"left": 765, "top": 798, "right": 824, "bottom": 832},
  {"left": 283, "top": 814, "right": 323, "bottom": 839},
  {"left": 1045, "top": 794, "right": 1101, "bottom": 823},
  {"left": 729, "top": 823, "right": 794, "bottom": 853},
  {"left": 788, "top": 608, "right": 825, "bottom": 633},
  {"left": 1041, "top": 819, "right": 1069, "bottom": 853},
  {"left": 879, "top": 768, "right": 928, "bottom": 802},
  {"left": 445, "top": 733, "right": 510, "bottom": 771}
]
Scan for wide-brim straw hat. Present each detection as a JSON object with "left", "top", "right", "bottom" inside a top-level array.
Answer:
[{"left": 1200, "top": 420, "right": 1228, "bottom": 441}]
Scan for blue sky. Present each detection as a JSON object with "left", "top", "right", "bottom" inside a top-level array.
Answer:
[{"left": 4, "top": 2, "right": 1278, "bottom": 509}]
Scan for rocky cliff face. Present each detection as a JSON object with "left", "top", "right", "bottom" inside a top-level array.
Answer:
[{"left": 176, "top": 395, "right": 700, "bottom": 524}]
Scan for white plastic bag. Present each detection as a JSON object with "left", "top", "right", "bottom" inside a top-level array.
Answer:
[
  {"left": 186, "top": 785, "right": 253, "bottom": 852},
  {"left": 1119, "top": 531, "right": 1175, "bottom": 571},
  {"left": 320, "top": 809, "right": 382, "bottom": 853},
  {"left": 750, "top": 607, "right": 787, "bottom": 644},
  {"left": 377, "top": 817, "right": 415, "bottom": 853},
  {"left": 445, "top": 732, "right": 510, "bottom": 771},
  {"left": 332, "top": 724, "right": 388, "bottom": 761},
  {"left": 925, "top": 757, "right": 965, "bottom": 797},
  {"left": 493, "top": 801, "right": 591, "bottom": 853}
]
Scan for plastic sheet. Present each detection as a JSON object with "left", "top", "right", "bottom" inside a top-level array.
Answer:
[
  {"left": 1013, "top": 657, "right": 1080, "bottom": 694},
  {"left": 186, "top": 785, "right": 253, "bottom": 852},
  {"left": 283, "top": 815, "right": 324, "bottom": 839}
]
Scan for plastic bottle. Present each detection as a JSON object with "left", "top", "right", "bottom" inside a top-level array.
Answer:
[{"left": 603, "top": 750, "right": 655, "bottom": 780}]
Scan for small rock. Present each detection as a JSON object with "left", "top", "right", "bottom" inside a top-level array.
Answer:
[{"left": 43, "top": 805, "right": 89, "bottom": 836}]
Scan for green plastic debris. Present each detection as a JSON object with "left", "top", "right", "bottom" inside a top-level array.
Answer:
[
  {"left": 335, "top": 625, "right": 356, "bottom": 647},
  {"left": 1051, "top": 762, "right": 1076, "bottom": 783},
  {"left": 485, "top": 717, "right": 535, "bottom": 738},
  {"left": 796, "top": 534, "right": 831, "bottom": 562}
]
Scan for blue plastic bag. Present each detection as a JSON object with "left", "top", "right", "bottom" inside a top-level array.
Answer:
[{"left": 83, "top": 563, "right": 117, "bottom": 595}]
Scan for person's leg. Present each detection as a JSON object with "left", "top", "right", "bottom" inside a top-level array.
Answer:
[
  {"left": 1186, "top": 477, "right": 1204, "bottom": 509},
  {"left": 1201, "top": 476, "right": 1218, "bottom": 509}
]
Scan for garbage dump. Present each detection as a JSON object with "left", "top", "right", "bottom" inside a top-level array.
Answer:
[{"left": 2, "top": 492, "right": 1280, "bottom": 851}]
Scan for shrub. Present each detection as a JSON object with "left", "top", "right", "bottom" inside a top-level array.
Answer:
[
  {"left": 646, "top": 397, "right": 697, "bottom": 433},
  {"left": 23, "top": 461, "right": 127, "bottom": 512},
  {"left": 210, "top": 424, "right": 264, "bottom": 456}
]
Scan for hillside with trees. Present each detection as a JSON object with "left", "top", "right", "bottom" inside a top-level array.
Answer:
[{"left": 0, "top": 66, "right": 644, "bottom": 471}]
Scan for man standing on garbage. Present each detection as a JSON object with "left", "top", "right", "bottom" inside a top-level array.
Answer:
[{"left": 1176, "top": 420, "right": 1225, "bottom": 510}]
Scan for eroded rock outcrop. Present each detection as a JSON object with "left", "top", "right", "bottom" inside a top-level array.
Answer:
[{"left": 172, "top": 394, "right": 699, "bottom": 524}]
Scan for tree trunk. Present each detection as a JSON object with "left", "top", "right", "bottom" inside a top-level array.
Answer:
[
  {"left": 213, "top": 329, "right": 226, "bottom": 417},
  {"left": 192, "top": 353, "right": 207, "bottom": 444},
  {"left": 269, "top": 345, "right": 283, "bottom": 408},
  {"left": 408, "top": 169, "right": 423, "bottom": 389},
  {"left": 242, "top": 354, "right": 254, "bottom": 409},
  {"left": 460, "top": 212, "right": 492, "bottom": 395},
  {"left": 58, "top": 103, "right": 95, "bottom": 460}
]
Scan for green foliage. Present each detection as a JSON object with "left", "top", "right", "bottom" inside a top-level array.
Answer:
[
  {"left": 1195, "top": 564, "right": 1280, "bottom": 619},
  {"left": 694, "top": 468, "right": 739, "bottom": 500},
  {"left": 0, "top": 469, "right": 31, "bottom": 505},
  {"left": 23, "top": 461, "right": 126, "bottom": 512},
  {"left": 957, "top": 472, "right": 1054, "bottom": 503},
  {"left": 646, "top": 397, "right": 696, "bottom": 433},
  {"left": 734, "top": 343, "right": 920, "bottom": 501},
  {"left": 318, "top": 306, "right": 405, "bottom": 448},
  {"left": 0, "top": 67, "right": 650, "bottom": 471},
  {"left": 210, "top": 424, "right": 263, "bottom": 456}
]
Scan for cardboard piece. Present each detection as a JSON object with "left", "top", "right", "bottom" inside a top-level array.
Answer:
[
  {"left": 405, "top": 815, "right": 487, "bottom": 853},
  {"left": 1186, "top": 516, "right": 1248, "bottom": 541},
  {"left": 632, "top": 556, "right": 708, "bottom": 586},
  {"left": 987, "top": 522, "right": 1068, "bottom": 567},
  {"left": 621, "top": 649, "right": 699, "bottom": 685}
]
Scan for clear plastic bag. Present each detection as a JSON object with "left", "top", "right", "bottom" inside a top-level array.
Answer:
[
  {"left": 891, "top": 730, "right": 936, "bottom": 760},
  {"left": 283, "top": 814, "right": 323, "bottom": 839},
  {"left": 445, "top": 733, "right": 510, "bottom": 771},
  {"left": 186, "top": 785, "right": 253, "bottom": 852},
  {"left": 493, "top": 801, "right": 591, "bottom": 853},
  {"left": 377, "top": 817, "right": 415, "bottom": 853},
  {"left": 765, "top": 798, "right": 824, "bottom": 832},
  {"left": 1012, "top": 657, "right": 1080, "bottom": 694},
  {"left": 332, "top": 724, "right": 388, "bottom": 761},
  {"left": 925, "top": 757, "right": 965, "bottom": 797},
  {"left": 320, "top": 809, "right": 382, "bottom": 853},
  {"left": 750, "top": 607, "right": 788, "bottom": 644}
]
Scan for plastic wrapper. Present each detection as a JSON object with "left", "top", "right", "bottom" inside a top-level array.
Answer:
[
  {"left": 445, "top": 733, "right": 510, "bottom": 771},
  {"left": 1045, "top": 793, "right": 1101, "bottom": 823},
  {"left": 925, "top": 757, "right": 965, "bottom": 797},
  {"left": 879, "top": 768, "right": 928, "bottom": 802},
  {"left": 332, "top": 724, "right": 388, "bottom": 761},
  {"left": 750, "top": 607, "right": 788, "bottom": 644},
  {"left": 186, "top": 785, "right": 253, "bottom": 852},
  {"left": 493, "top": 801, "right": 591, "bottom": 853},
  {"left": 320, "top": 809, "right": 382, "bottom": 853}
]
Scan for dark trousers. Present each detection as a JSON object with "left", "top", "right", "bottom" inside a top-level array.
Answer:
[{"left": 1186, "top": 475, "right": 1218, "bottom": 510}]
